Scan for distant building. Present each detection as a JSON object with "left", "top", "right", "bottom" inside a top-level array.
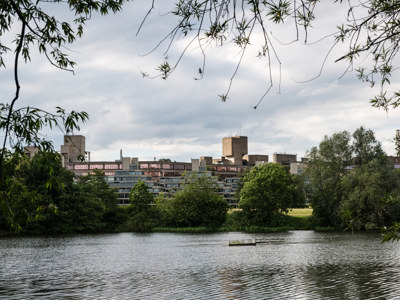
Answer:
[
  {"left": 60, "top": 135, "right": 301, "bottom": 206},
  {"left": 218, "top": 136, "right": 268, "bottom": 166},
  {"left": 60, "top": 135, "right": 86, "bottom": 163},
  {"left": 273, "top": 153, "right": 297, "bottom": 166},
  {"left": 222, "top": 136, "right": 248, "bottom": 165},
  {"left": 24, "top": 146, "right": 39, "bottom": 159}
]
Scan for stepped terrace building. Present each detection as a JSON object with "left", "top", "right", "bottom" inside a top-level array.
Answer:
[
  {"left": 60, "top": 135, "right": 301, "bottom": 206},
  {"left": 65, "top": 156, "right": 244, "bottom": 206},
  {"left": 61, "top": 136, "right": 253, "bottom": 206}
]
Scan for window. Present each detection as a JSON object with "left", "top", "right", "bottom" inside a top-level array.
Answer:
[
  {"left": 104, "top": 164, "right": 119, "bottom": 170},
  {"left": 115, "top": 171, "right": 129, "bottom": 175},
  {"left": 90, "top": 164, "right": 104, "bottom": 170},
  {"left": 122, "top": 177, "right": 134, "bottom": 181},
  {"left": 140, "top": 164, "right": 149, "bottom": 169},
  {"left": 174, "top": 164, "right": 185, "bottom": 170},
  {"left": 130, "top": 171, "right": 143, "bottom": 175},
  {"left": 150, "top": 164, "right": 160, "bottom": 169},
  {"left": 162, "top": 164, "right": 171, "bottom": 169},
  {"left": 75, "top": 164, "right": 88, "bottom": 170}
]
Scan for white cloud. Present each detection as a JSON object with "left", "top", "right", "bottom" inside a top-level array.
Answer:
[{"left": 2, "top": 1, "right": 400, "bottom": 163}]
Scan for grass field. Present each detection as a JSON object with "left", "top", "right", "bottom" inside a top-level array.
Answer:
[
  {"left": 287, "top": 207, "right": 313, "bottom": 217},
  {"left": 284, "top": 207, "right": 313, "bottom": 229}
]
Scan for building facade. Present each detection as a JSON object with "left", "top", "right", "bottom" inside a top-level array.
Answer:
[{"left": 60, "top": 135, "right": 304, "bottom": 207}]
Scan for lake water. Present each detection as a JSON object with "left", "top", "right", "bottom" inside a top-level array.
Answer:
[{"left": 1, "top": 231, "right": 400, "bottom": 299}]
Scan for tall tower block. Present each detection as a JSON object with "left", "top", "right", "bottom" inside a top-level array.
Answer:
[
  {"left": 222, "top": 136, "right": 248, "bottom": 165},
  {"left": 60, "top": 135, "right": 86, "bottom": 163}
]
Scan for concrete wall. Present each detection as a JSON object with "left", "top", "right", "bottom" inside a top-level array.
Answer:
[
  {"left": 61, "top": 135, "right": 86, "bottom": 163},
  {"left": 222, "top": 136, "right": 248, "bottom": 165},
  {"left": 273, "top": 153, "right": 297, "bottom": 165},
  {"left": 244, "top": 154, "right": 269, "bottom": 166}
]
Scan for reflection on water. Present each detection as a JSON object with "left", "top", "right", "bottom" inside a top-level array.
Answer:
[{"left": 1, "top": 231, "right": 400, "bottom": 299}]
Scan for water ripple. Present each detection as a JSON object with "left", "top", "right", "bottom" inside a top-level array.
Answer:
[{"left": 1, "top": 232, "right": 400, "bottom": 299}]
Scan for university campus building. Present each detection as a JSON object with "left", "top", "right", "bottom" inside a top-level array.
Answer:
[{"left": 53, "top": 135, "right": 303, "bottom": 206}]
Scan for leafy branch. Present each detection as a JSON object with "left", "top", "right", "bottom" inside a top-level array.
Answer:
[{"left": 139, "top": 0, "right": 321, "bottom": 108}]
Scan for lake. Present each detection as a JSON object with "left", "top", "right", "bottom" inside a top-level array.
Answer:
[{"left": 1, "top": 231, "right": 400, "bottom": 299}]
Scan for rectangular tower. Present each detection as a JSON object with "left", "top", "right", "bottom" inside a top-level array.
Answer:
[
  {"left": 60, "top": 135, "right": 86, "bottom": 163},
  {"left": 222, "top": 136, "right": 248, "bottom": 165}
]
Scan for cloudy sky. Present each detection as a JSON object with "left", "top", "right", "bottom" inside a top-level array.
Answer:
[{"left": 2, "top": 1, "right": 400, "bottom": 162}]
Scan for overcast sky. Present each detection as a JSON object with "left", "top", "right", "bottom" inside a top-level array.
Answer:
[{"left": 2, "top": 1, "right": 400, "bottom": 162}]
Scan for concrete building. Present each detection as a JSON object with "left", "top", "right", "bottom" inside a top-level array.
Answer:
[
  {"left": 24, "top": 146, "right": 39, "bottom": 159},
  {"left": 218, "top": 136, "right": 269, "bottom": 166},
  {"left": 60, "top": 134, "right": 296, "bottom": 206},
  {"left": 243, "top": 154, "right": 269, "bottom": 166},
  {"left": 273, "top": 153, "right": 297, "bottom": 166},
  {"left": 222, "top": 136, "right": 248, "bottom": 165},
  {"left": 290, "top": 161, "right": 306, "bottom": 175},
  {"left": 60, "top": 135, "right": 86, "bottom": 163}
]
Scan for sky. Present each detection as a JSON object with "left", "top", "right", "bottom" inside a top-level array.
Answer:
[{"left": 2, "top": 1, "right": 400, "bottom": 162}]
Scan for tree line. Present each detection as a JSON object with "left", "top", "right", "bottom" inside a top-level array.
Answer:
[
  {"left": 306, "top": 126, "right": 400, "bottom": 240},
  {"left": 0, "top": 148, "right": 303, "bottom": 234},
  {"left": 1, "top": 126, "right": 400, "bottom": 239}
]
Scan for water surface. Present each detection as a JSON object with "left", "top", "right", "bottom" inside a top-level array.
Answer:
[{"left": 1, "top": 231, "right": 400, "bottom": 299}]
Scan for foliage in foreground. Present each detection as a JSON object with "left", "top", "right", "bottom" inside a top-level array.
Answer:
[{"left": 0, "top": 152, "right": 123, "bottom": 235}]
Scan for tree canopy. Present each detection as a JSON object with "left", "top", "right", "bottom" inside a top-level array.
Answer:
[
  {"left": 306, "top": 126, "right": 400, "bottom": 230},
  {"left": 239, "top": 163, "right": 294, "bottom": 226},
  {"left": 156, "top": 172, "right": 228, "bottom": 227},
  {"left": 125, "top": 179, "right": 157, "bottom": 232},
  {"left": 0, "top": 151, "right": 121, "bottom": 234}
]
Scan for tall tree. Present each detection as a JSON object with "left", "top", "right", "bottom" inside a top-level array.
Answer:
[
  {"left": 340, "top": 158, "right": 400, "bottom": 231},
  {"left": 352, "top": 126, "right": 385, "bottom": 166},
  {"left": 239, "top": 163, "right": 294, "bottom": 226},
  {"left": 76, "top": 170, "right": 120, "bottom": 232},
  {"left": 305, "top": 131, "right": 352, "bottom": 228},
  {"left": 306, "top": 127, "right": 400, "bottom": 230},
  {"left": 156, "top": 172, "right": 228, "bottom": 227},
  {"left": 0, "top": 0, "right": 122, "bottom": 226},
  {"left": 127, "top": 179, "right": 156, "bottom": 232},
  {"left": 129, "top": 179, "right": 154, "bottom": 213}
]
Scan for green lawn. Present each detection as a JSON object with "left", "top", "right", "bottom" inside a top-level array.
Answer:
[
  {"left": 284, "top": 208, "right": 313, "bottom": 229},
  {"left": 287, "top": 208, "right": 313, "bottom": 217}
]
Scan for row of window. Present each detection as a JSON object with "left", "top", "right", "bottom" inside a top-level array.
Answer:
[
  {"left": 68, "top": 163, "right": 121, "bottom": 170},
  {"left": 139, "top": 163, "right": 191, "bottom": 170}
]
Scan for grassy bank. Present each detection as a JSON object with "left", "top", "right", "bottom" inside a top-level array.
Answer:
[
  {"left": 151, "top": 208, "right": 314, "bottom": 233},
  {"left": 284, "top": 207, "right": 314, "bottom": 230}
]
